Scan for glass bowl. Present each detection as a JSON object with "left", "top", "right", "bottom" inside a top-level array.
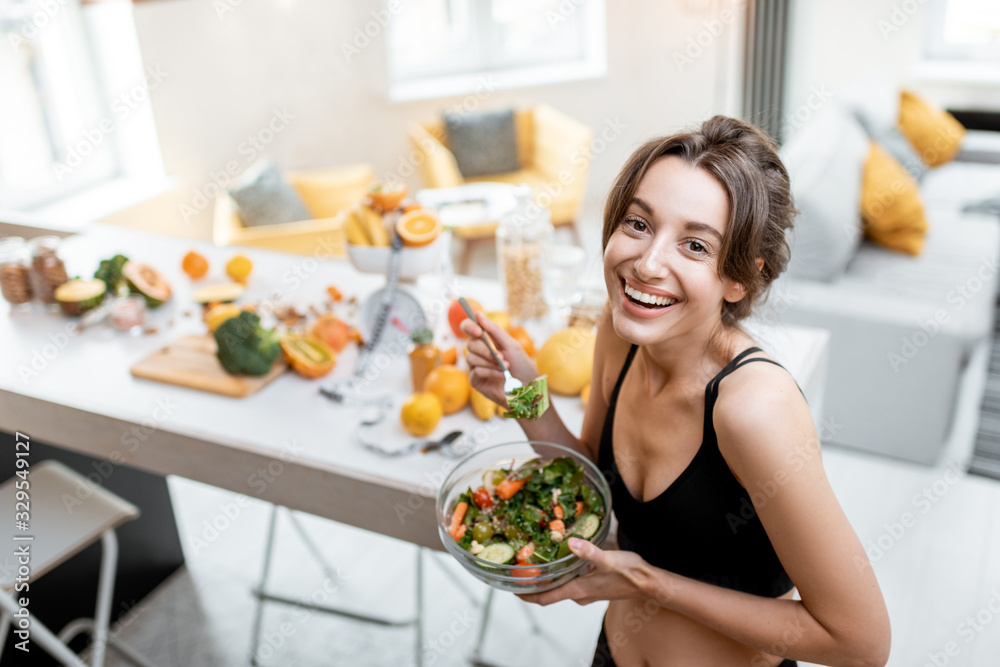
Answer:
[{"left": 436, "top": 441, "right": 612, "bottom": 594}]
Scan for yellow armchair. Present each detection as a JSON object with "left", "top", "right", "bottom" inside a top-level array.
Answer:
[
  {"left": 408, "top": 104, "right": 593, "bottom": 241},
  {"left": 213, "top": 164, "right": 374, "bottom": 257}
]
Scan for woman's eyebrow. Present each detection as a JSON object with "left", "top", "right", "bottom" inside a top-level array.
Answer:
[
  {"left": 685, "top": 221, "right": 723, "bottom": 241},
  {"left": 631, "top": 197, "right": 654, "bottom": 215}
]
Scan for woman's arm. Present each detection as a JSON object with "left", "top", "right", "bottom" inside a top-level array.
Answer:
[
  {"left": 522, "top": 363, "right": 890, "bottom": 667},
  {"left": 462, "top": 306, "right": 621, "bottom": 463}
]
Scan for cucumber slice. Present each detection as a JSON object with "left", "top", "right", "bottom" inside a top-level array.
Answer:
[
  {"left": 556, "top": 540, "right": 572, "bottom": 560},
  {"left": 477, "top": 542, "right": 515, "bottom": 565},
  {"left": 569, "top": 513, "right": 600, "bottom": 539}
]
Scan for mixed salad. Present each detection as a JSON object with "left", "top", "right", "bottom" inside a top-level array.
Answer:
[
  {"left": 503, "top": 375, "right": 550, "bottom": 420},
  {"left": 447, "top": 456, "right": 605, "bottom": 573}
]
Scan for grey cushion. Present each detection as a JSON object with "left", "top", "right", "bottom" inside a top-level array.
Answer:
[
  {"left": 443, "top": 108, "right": 520, "bottom": 178},
  {"left": 853, "top": 112, "right": 929, "bottom": 182},
  {"left": 228, "top": 160, "right": 311, "bottom": 228},
  {"left": 780, "top": 105, "right": 869, "bottom": 282}
]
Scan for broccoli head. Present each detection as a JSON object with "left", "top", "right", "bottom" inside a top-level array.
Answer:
[
  {"left": 214, "top": 311, "right": 283, "bottom": 375},
  {"left": 94, "top": 254, "right": 129, "bottom": 295}
]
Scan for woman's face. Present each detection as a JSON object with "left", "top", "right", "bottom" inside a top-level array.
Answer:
[{"left": 603, "top": 155, "right": 745, "bottom": 347}]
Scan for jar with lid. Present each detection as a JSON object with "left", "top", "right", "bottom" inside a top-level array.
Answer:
[
  {"left": 0, "top": 237, "right": 33, "bottom": 309},
  {"left": 27, "top": 236, "right": 68, "bottom": 307},
  {"left": 496, "top": 186, "right": 552, "bottom": 322},
  {"left": 408, "top": 327, "right": 440, "bottom": 392}
]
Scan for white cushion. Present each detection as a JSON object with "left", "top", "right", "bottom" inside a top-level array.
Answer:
[
  {"left": 840, "top": 71, "right": 899, "bottom": 135},
  {"left": 781, "top": 105, "right": 869, "bottom": 281}
]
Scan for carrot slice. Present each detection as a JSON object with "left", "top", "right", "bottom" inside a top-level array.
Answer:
[
  {"left": 449, "top": 501, "right": 469, "bottom": 540},
  {"left": 516, "top": 543, "right": 535, "bottom": 565},
  {"left": 549, "top": 519, "right": 565, "bottom": 535},
  {"left": 575, "top": 501, "right": 585, "bottom": 517},
  {"left": 553, "top": 505, "right": 564, "bottom": 520},
  {"left": 496, "top": 476, "right": 530, "bottom": 500}
]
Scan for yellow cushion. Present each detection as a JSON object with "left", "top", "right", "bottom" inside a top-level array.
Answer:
[
  {"left": 290, "top": 165, "right": 374, "bottom": 219},
  {"left": 897, "top": 90, "right": 966, "bottom": 168},
  {"left": 860, "top": 141, "right": 928, "bottom": 256}
]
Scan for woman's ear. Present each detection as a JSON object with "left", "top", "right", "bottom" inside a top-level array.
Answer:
[{"left": 723, "top": 280, "right": 747, "bottom": 304}]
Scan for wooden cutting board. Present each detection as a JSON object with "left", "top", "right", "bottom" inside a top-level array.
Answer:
[{"left": 130, "top": 335, "right": 286, "bottom": 397}]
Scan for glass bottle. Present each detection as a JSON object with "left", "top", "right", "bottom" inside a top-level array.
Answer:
[
  {"left": 409, "top": 327, "right": 440, "bottom": 392},
  {"left": 0, "top": 237, "right": 33, "bottom": 309},
  {"left": 27, "top": 235, "right": 68, "bottom": 307},
  {"left": 496, "top": 186, "right": 552, "bottom": 322}
]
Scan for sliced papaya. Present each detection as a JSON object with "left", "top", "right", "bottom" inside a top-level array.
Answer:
[
  {"left": 281, "top": 334, "right": 336, "bottom": 379},
  {"left": 122, "top": 261, "right": 172, "bottom": 308},
  {"left": 55, "top": 279, "right": 107, "bottom": 317}
]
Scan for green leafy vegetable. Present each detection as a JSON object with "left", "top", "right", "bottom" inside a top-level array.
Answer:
[
  {"left": 94, "top": 254, "right": 129, "bottom": 296},
  {"left": 503, "top": 375, "right": 549, "bottom": 420},
  {"left": 214, "top": 311, "right": 283, "bottom": 375}
]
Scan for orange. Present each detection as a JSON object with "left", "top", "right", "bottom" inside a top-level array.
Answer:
[
  {"left": 396, "top": 210, "right": 442, "bottom": 248},
  {"left": 367, "top": 182, "right": 408, "bottom": 213},
  {"left": 448, "top": 298, "right": 482, "bottom": 338},
  {"left": 440, "top": 346, "right": 458, "bottom": 365},
  {"left": 226, "top": 255, "right": 253, "bottom": 284},
  {"left": 507, "top": 325, "right": 536, "bottom": 358},
  {"left": 581, "top": 382, "right": 591, "bottom": 407},
  {"left": 400, "top": 392, "right": 443, "bottom": 437},
  {"left": 182, "top": 251, "right": 209, "bottom": 280},
  {"left": 423, "top": 364, "right": 470, "bottom": 415}
]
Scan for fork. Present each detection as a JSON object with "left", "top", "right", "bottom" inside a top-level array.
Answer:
[{"left": 458, "top": 296, "right": 523, "bottom": 395}]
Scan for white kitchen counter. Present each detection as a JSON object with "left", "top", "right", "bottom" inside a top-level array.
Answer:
[{"left": 0, "top": 224, "right": 829, "bottom": 550}]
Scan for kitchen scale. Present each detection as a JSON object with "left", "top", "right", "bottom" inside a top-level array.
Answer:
[{"left": 320, "top": 232, "right": 428, "bottom": 406}]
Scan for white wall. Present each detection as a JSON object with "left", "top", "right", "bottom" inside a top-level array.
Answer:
[
  {"left": 784, "top": 0, "right": 1000, "bottom": 142},
  {"left": 115, "top": 0, "right": 744, "bottom": 240}
]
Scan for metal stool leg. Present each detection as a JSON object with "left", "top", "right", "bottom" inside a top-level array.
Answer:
[
  {"left": 0, "top": 591, "right": 88, "bottom": 667},
  {"left": 415, "top": 547, "right": 423, "bottom": 667},
  {"left": 91, "top": 531, "right": 118, "bottom": 667},
  {"left": 248, "top": 503, "right": 279, "bottom": 666}
]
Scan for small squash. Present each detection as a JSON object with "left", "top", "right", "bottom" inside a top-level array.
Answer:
[{"left": 281, "top": 334, "right": 336, "bottom": 379}]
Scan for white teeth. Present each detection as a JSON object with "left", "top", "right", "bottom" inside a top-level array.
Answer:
[{"left": 624, "top": 283, "right": 676, "bottom": 307}]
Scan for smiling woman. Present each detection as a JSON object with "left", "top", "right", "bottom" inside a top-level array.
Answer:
[{"left": 462, "top": 116, "right": 891, "bottom": 667}]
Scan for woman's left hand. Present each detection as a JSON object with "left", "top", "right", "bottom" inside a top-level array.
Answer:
[{"left": 516, "top": 538, "right": 651, "bottom": 606}]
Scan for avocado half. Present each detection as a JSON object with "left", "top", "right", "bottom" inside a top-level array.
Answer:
[
  {"left": 122, "top": 260, "right": 172, "bottom": 308},
  {"left": 55, "top": 279, "right": 107, "bottom": 317}
]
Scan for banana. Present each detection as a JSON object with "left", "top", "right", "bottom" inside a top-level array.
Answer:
[
  {"left": 359, "top": 204, "right": 390, "bottom": 247},
  {"left": 344, "top": 209, "right": 370, "bottom": 246}
]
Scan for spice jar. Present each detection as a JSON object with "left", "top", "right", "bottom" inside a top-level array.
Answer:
[
  {"left": 409, "top": 327, "right": 440, "bottom": 392},
  {"left": 27, "top": 236, "right": 68, "bottom": 306},
  {"left": 496, "top": 187, "right": 552, "bottom": 322},
  {"left": 111, "top": 294, "right": 147, "bottom": 334},
  {"left": 0, "top": 237, "right": 33, "bottom": 309}
]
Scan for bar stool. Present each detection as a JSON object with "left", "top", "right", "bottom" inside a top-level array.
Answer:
[{"left": 0, "top": 460, "right": 155, "bottom": 667}]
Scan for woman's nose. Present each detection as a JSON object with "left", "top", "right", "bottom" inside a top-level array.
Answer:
[{"left": 635, "top": 240, "right": 671, "bottom": 282}]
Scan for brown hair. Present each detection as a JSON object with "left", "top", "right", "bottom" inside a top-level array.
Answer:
[{"left": 602, "top": 116, "right": 796, "bottom": 328}]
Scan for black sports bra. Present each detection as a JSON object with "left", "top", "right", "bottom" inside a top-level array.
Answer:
[{"left": 598, "top": 344, "right": 795, "bottom": 598}]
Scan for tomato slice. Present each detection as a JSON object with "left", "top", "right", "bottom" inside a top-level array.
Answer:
[{"left": 473, "top": 486, "right": 493, "bottom": 510}]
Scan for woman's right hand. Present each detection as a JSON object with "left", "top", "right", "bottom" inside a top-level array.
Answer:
[{"left": 460, "top": 312, "right": 538, "bottom": 408}]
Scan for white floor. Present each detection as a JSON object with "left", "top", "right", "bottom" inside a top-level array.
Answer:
[{"left": 102, "top": 212, "right": 1000, "bottom": 667}]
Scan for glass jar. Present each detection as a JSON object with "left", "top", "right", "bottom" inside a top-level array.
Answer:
[
  {"left": 111, "top": 294, "right": 147, "bottom": 334},
  {"left": 496, "top": 186, "right": 552, "bottom": 322},
  {"left": 27, "top": 236, "right": 68, "bottom": 306},
  {"left": 0, "top": 237, "right": 33, "bottom": 309},
  {"left": 409, "top": 327, "right": 440, "bottom": 392}
]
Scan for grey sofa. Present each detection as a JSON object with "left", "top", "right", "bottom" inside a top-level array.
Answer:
[{"left": 768, "top": 85, "right": 1000, "bottom": 465}]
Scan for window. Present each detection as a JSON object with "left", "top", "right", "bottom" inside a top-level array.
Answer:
[
  {"left": 924, "top": 0, "right": 1000, "bottom": 60},
  {"left": 386, "top": 0, "right": 606, "bottom": 101},
  {"left": 0, "top": 0, "right": 119, "bottom": 210}
]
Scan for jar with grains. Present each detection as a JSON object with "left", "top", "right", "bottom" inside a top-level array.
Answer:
[
  {"left": 496, "top": 186, "right": 552, "bottom": 322},
  {"left": 0, "top": 237, "right": 33, "bottom": 309},
  {"left": 27, "top": 236, "right": 68, "bottom": 306}
]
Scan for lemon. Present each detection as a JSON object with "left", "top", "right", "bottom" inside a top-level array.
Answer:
[
  {"left": 536, "top": 327, "right": 596, "bottom": 395},
  {"left": 469, "top": 387, "right": 497, "bottom": 421},
  {"left": 400, "top": 392, "right": 443, "bottom": 437},
  {"left": 226, "top": 255, "right": 253, "bottom": 284}
]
